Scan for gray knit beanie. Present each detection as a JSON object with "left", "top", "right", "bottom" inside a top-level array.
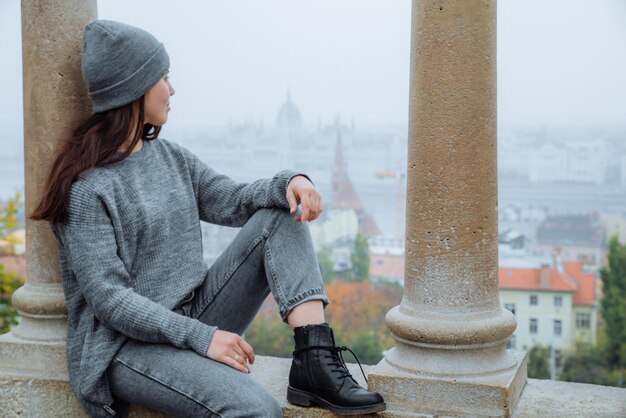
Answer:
[{"left": 81, "top": 19, "right": 170, "bottom": 113}]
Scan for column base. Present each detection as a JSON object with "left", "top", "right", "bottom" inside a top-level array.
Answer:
[
  {"left": 0, "top": 332, "right": 85, "bottom": 416},
  {"left": 369, "top": 350, "right": 527, "bottom": 417},
  {"left": 0, "top": 332, "right": 68, "bottom": 378},
  {"left": 0, "top": 374, "right": 86, "bottom": 417}
]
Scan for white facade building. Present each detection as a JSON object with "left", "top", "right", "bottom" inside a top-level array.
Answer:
[
  {"left": 529, "top": 140, "right": 607, "bottom": 184},
  {"left": 499, "top": 261, "right": 598, "bottom": 358}
]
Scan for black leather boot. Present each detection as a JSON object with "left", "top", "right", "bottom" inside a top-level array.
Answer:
[{"left": 287, "top": 323, "right": 386, "bottom": 415}]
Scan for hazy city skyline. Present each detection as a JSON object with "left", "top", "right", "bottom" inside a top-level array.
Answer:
[
  {"left": 2, "top": 1, "right": 626, "bottom": 135},
  {"left": 1, "top": 0, "right": 625, "bottom": 200}
]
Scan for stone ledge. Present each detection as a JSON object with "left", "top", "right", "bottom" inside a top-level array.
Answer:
[
  {"left": 2, "top": 354, "right": 626, "bottom": 417},
  {"left": 128, "top": 355, "right": 373, "bottom": 418},
  {"left": 130, "top": 356, "right": 626, "bottom": 417},
  {"left": 512, "top": 378, "right": 626, "bottom": 418}
]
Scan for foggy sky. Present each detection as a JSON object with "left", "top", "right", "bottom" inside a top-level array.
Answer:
[{"left": 1, "top": 0, "right": 625, "bottom": 140}]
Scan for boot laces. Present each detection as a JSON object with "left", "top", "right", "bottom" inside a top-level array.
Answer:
[{"left": 293, "top": 345, "right": 369, "bottom": 384}]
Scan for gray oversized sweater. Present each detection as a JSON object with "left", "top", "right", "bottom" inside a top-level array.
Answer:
[{"left": 50, "top": 137, "right": 301, "bottom": 417}]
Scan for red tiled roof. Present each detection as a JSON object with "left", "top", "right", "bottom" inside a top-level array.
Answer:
[
  {"left": 361, "top": 214, "right": 382, "bottom": 237},
  {"left": 498, "top": 261, "right": 597, "bottom": 306},
  {"left": 563, "top": 260, "right": 596, "bottom": 306},
  {"left": 498, "top": 266, "right": 575, "bottom": 292}
]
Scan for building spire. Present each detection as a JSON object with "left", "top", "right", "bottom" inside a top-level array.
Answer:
[{"left": 330, "top": 133, "right": 381, "bottom": 236}]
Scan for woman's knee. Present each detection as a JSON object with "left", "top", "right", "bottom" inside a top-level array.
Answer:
[{"left": 254, "top": 207, "right": 290, "bottom": 222}]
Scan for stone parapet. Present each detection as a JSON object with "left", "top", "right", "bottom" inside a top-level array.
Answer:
[{"left": 2, "top": 355, "right": 625, "bottom": 417}]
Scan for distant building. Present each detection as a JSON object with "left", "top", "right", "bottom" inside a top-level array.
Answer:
[
  {"left": 276, "top": 90, "right": 303, "bottom": 136},
  {"left": 535, "top": 214, "right": 606, "bottom": 271},
  {"left": 499, "top": 260, "right": 598, "bottom": 356},
  {"left": 308, "top": 209, "right": 359, "bottom": 251},
  {"left": 178, "top": 90, "right": 407, "bottom": 244},
  {"left": 499, "top": 228, "right": 525, "bottom": 250},
  {"left": 330, "top": 134, "right": 381, "bottom": 237},
  {"left": 330, "top": 247, "right": 352, "bottom": 274},
  {"left": 369, "top": 247, "right": 404, "bottom": 284},
  {"left": 529, "top": 140, "right": 607, "bottom": 184},
  {"left": 599, "top": 213, "right": 626, "bottom": 244},
  {"left": 497, "top": 131, "right": 532, "bottom": 180}
]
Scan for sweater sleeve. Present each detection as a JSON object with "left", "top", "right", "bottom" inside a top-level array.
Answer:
[
  {"left": 53, "top": 183, "right": 216, "bottom": 357},
  {"left": 175, "top": 142, "right": 309, "bottom": 227}
]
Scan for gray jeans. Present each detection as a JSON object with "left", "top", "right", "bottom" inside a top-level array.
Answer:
[{"left": 106, "top": 208, "right": 329, "bottom": 418}]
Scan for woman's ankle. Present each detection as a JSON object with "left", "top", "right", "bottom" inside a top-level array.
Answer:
[{"left": 287, "top": 300, "right": 325, "bottom": 329}]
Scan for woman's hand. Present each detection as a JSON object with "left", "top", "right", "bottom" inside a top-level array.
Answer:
[
  {"left": 206, "top": 330, "right": 255, "bottom": 373},
  {"left": 286, "top": 175, "right": 323, "bottom": 223}
]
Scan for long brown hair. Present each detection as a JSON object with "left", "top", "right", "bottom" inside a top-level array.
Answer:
[{"left": 30, "top": 96, "right": 161, "bottom": 225}]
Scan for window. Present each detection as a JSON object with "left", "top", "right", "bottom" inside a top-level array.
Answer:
[
  {"left": 576, "top": 313, "right": 591, "bottom": 329},
  {"left": 554, "top": 296, "right": 562, "bottom": 308},
  {"left": 554, "top": 319, "right": 562, "bottom": 337},
  {"left": 504, "top": 303, "right": 516, "bottom": 315},
  {"left": 530, "top": 295, "right": 538, "bottom": 306},
  {"left": 530, "top": 318, "right": 538, "bottom": 335}
]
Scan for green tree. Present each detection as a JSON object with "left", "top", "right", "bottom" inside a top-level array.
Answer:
[
  {"left": 0, "top": 265, "right": 21, "bottom": 333},
  {"left": 339, "top": 331, "right": 384, "bottom": 366},
  {"left": 245, "top": 304, "right": 293, "bottom": 358},
  {"left": 0, "top": 192, "right": 25, "bottom": 334},
  {"left": 599, "top": 235, "right": 626, "bottom": 387},
  {"left": 527, "top": 345, "right": 550, "bottom": 379},
  {"left": 351, "top": 232, "right": 369, "bottom": 282},
  {"left": 560, "top": 343, "right": 613, "bottom": 386},
  {"left": 0, "top": 192, "right": 20, "bottom": 236},
  {"left": 246, "top": 281, "right": 403, "bottom": 365},
  {"left": 317, "top": 248, "right": 334, "bottom": 284}
]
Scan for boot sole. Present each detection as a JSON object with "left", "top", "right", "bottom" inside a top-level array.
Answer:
[{"left": 287, "top": 385, "right": 387, "bottom": 415}]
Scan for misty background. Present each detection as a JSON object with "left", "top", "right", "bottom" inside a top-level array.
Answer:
[
  {"left": 0, "top": 0, "right": 625, "bottom": 235},
  {"left": 1, "top": 1, "right": 625, "bottom": 146}
]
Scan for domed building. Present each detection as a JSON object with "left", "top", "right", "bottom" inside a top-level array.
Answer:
[{"left": 275, "top": 90, "right": 303, "bottom": 140}]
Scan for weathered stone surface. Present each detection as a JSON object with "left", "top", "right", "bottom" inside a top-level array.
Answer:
[
  {"left": 513, "top": 379, "right": 626, "bottom": 418},
  {"left": 371, "top": 1, "right": 527, "bottom": 416},
  {"left": 403, "top": 0, "right": 499, "bottom": 315},
  {"left": 389, "top": 0, "right": 510, "bottom": 364},
  {"left": 0, "top": 375, "right": 86, "bottom": 417},
  {"left": 0, "top": 1, "right": 96, "bottom": 414},
  {"left": 1, "top": 355, "right": 625, "bottom": 417},
  {"left": 0, "top": 334, "right": 68, "bottom": 378},
  {"left": 370, "top": 351, "right": 527, "bottom": 417},
  {"left": 11, "top": 0, "right": 96, "bottom": 343}
]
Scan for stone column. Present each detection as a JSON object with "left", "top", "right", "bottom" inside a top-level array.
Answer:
[
  {"left": 369, "top": 1, "right": 527, "bottom": 416},
  {"left": 0, "top": 1, "right": 96, "bottom": 415}
]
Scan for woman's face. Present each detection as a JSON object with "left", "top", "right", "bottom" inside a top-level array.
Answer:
[{"left": 144, "top": 72, "right": 175, "bottom": 126}]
